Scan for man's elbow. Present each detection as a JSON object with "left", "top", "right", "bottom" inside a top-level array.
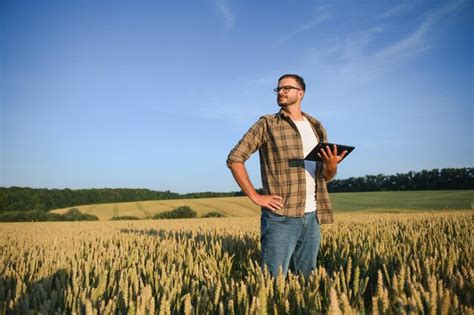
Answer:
[{"left": 227, "top": 160, "right": 244, "bottom": 170}]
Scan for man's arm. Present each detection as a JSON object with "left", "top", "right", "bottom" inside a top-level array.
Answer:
[{"left": 229, "top": 162, "right": 283, "bottom": 212}]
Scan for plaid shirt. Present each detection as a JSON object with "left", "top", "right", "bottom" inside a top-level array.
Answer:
[{"left": 227, "top": 109, "right": 334, "bottom": 224}]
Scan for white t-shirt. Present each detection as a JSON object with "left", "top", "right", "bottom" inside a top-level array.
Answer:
[{"left": 292, "top": 117, "right": 318, "bottom": 213}]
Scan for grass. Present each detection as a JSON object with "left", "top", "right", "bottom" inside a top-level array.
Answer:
[
  {"left": 331, "top": 189, "right": 474, "bottom": 212},
  {"left": 49, "top": 189, "right": 474, "bottom": 220}
]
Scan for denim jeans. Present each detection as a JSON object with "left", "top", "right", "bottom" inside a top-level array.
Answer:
[{"left": 260, "top": 209, "right": 321, "bottom": 278}]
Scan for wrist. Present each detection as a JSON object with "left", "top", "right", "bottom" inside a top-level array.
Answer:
[
  {"left": 248, "top": 191, "right": 260, "bottom": 202},
  {"left": 249, "top": 192, "right": 260, "bottom": 201},
  {"left": 323, "top": 165, "right": 337, "bottom": 181}
]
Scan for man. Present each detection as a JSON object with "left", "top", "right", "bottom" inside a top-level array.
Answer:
[{"left": 226, "top": 74, "right": 346, "bottom": 278}]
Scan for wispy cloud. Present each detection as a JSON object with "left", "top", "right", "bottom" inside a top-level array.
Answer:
[
  {"left": 181, "top": 77, "right": 273, "bottom": 126},
  {"left": 214, "top": 0, "right": 235, "bottom": 29},
  {"left": 376, "top": 3, "right": 413, "bottom": 20},
  {"left": 276, "top": 4, "right": 331, "bottom": 45},
  {"left": 370, "top": 0, "right": 465, "bottom": 70},
  {"left": 304, "top": 0, "right": 466, "bottom": 81}
]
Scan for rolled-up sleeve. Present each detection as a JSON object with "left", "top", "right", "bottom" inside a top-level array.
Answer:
[{"left": 226, "top": 118, "right": 267, "bottom": 168}]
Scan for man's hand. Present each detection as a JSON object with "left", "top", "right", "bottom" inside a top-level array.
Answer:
[
  {"left": 318, "top": 144, "right": 347, "bottom": 181},
  {"left": 229, "top": 162, "right": 284, "bottom": 212},
  {"left": 251, "top": 194, "right": 283, "bottom": 212}
]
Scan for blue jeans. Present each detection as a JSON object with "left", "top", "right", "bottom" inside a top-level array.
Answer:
[{"left": 260, "top": 209, "right": 321, "bottom": 278}]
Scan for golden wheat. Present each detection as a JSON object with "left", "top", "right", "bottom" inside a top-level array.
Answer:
[{"left": 0, "top": 211, "right": 472, "bottom": 314}]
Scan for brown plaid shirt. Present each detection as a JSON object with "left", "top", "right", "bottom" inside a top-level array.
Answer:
[{"left": 227, "top": 109, "right": 334, "bottom": 224}]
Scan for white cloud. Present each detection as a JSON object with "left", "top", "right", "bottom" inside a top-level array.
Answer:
[
  {"left": 303, "top": 0, "right": 466, "bottom": 82},
  {"left": 370, "top": 0, "right": 465, "bottom": 71},
  {"left": 276, "top": 4, "right": 331, "bottom": 45},
  {"left": 376, "top": 3, "right": 413, "bottom": 20},
  {"left": 214, "top": 0, "right": 235, "bottom": 29}
]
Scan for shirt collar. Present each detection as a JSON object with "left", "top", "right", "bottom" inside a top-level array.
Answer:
[{"left": 277, "top": 109, "right": 317, "bottom": 124}]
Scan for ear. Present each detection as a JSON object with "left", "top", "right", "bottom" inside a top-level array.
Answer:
[{"left": 298, "top": 90, "right": 305, "bottom": 100}]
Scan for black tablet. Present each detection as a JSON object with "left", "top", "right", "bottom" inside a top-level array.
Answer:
[{"left": 304, "top": 142, "right": 355, "bottom": 162}]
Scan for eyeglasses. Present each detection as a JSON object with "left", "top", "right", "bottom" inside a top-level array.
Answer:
[{"left": 273, "top": 86, "right": 302, "bottom": 94}]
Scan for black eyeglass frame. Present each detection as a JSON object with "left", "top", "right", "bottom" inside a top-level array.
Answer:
[{"left": 273, "top": 86, "right": 302, "bottom": 94}]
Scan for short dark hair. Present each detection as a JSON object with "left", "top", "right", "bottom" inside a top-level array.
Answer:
[{"left": 278, "top": 74, "right": 306, "bottom": 91}]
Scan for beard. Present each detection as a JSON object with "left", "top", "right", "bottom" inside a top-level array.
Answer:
[{"left": 277, "top": 97, "right": 293, "bottom": 107}]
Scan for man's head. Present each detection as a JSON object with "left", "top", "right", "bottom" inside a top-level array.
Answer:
[{"left": 276, "top": 74, "right": 306, "bottom": 107}]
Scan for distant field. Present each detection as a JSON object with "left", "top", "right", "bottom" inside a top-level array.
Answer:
[
  {"left": 50, "top": 190, "right": 474, "bottom": 220},
  {"left": 331, "top": 189, "right": 474, "bottom": 212},
  {"left": 51, "top": 196, "right": 260, "bottom": 220}
]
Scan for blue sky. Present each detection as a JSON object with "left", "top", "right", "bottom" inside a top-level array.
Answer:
[{"left": 1, "top": 0, "right": 472, "bottom": 193}]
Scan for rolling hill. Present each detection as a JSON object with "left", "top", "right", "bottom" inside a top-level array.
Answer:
[{"left": 50, "top": 190, "right": 474, "bottom": 220}]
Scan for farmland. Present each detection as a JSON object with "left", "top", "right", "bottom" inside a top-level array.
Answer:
[
  {"left": 49, "top": 190, "right": 474, "bottom": 220},
  {"left": 51, "top": 196, "right": 260, "bottom": 220},
  {"left": 1, "top": 210, "right": 472, "bottom": 314}
]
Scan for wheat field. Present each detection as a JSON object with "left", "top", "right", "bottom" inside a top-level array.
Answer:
[{"left": 1, "top": 210, "right": 472, "bottom": 314}]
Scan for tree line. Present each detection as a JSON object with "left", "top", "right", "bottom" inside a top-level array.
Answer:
[
  {"left": 0, "top": 167, "right": 472, "bottom": 213},
  {"left": 0, "top": 187, "right": 243, "bottom": 213},
  {"left": 327, "top": 167, "right": 473, "bottom": 192}
]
